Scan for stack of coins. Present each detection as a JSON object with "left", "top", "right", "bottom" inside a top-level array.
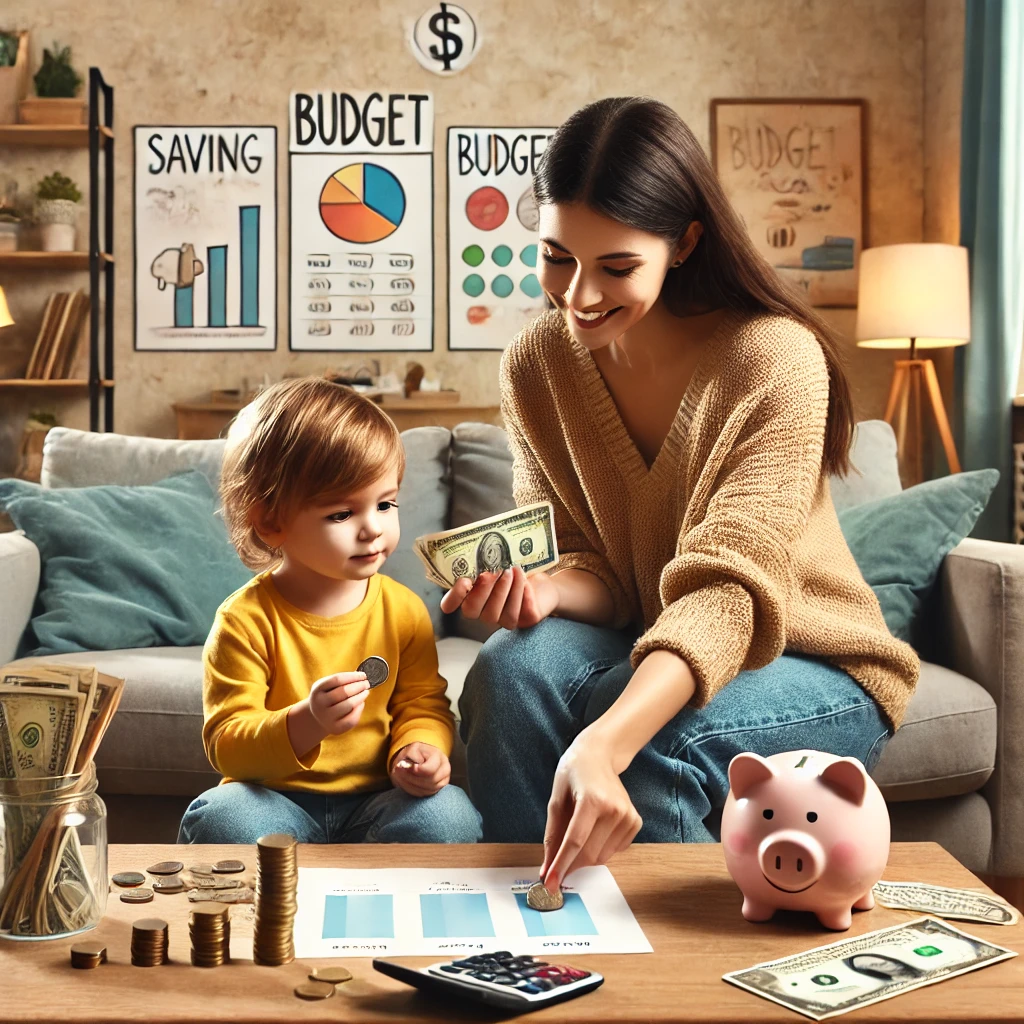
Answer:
[
  {"left": 70, "top": 942, "right": 107, "bottom": 969},
  {"left": 253, "top": 833, "right": 298, "bottom": 966},
  {"left": 189, "top": 901, "right": 231, "bottom": 967},
  {"left": 130, "top": 918, "right": 169, "bottom": 966}
]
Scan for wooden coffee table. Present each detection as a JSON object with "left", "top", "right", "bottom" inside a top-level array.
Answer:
[{"left": 1, "top": 842, "right": 1020, "bottom": 1022}]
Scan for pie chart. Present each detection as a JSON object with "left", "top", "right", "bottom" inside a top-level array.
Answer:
[{"left": 319, "top": 163, "right": 405, "bottom": 243}]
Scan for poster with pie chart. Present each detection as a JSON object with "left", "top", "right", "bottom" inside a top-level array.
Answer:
[
  {"left": 447, "top": 127, "right": 556, "bottom": 350},
  {"left": 290, "top": 149, "right": 433, "bottom": 351}
]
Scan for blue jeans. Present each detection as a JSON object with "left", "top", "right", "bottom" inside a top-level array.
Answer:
[
  {"left": 177, "top": 783, "right": 482, "bottom": 845},
  {"left": 459, "top": 619, "right": 891, "bottom": 843}
]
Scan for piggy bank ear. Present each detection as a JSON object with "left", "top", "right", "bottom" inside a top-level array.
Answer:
[
  {"left": 819, "top": 757, "right": 868, "bottom": 806},
  {"left": 728, "top": 752, "right": 776, "bottom": 799}
]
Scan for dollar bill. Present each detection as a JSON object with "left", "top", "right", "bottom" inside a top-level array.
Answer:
[
  {"left": 872, "top": 879, "right": 1019, "bottom": 926},
  {"left": 723, "top": 917, "right": 1017, "bottom": 1020},
  {"left": 0, "top": 686, "right": 85, "bottom": 779},
  {"left": 414, "top": 502, "right": 559, "bottom": 589}
]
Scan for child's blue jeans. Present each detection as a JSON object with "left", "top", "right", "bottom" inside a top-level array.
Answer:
[{"left": 177, "top": 782, "right": 482, "bottom": 844}]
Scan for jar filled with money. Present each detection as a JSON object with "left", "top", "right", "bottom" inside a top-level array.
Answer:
[{"left": 0, "top": 762, "right": 108, "bottom": 940}]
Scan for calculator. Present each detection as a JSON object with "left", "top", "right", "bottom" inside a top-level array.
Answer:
[{"left": 373, "top": 950, "right": 604, "bottom": 1013}]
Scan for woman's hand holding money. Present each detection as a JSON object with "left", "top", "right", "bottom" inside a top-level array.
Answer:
[
  {"left": 440, "top": 565, "right": 559, "bottom": 628},
  {"left": 390, "top": 742, "right": 451, "bottom": 796}
]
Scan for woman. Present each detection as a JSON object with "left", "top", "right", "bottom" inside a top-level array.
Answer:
[{"left": 441, "top": 98, "right": 918, "bottom": 894}]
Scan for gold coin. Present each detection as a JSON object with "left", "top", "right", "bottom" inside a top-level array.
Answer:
[
  {"left": 311, "top": 966, "right": 353, "bottom": 984},
  {"left": 132, "top": 917, "right": 169, "bottom": 933},
  {"left": 526, "top": 881, "right": 564, "bottom": 912},
  {"left": 294, "top": 981, "right": 335, "bottom": 1000},
  {"left": 213, "top": 859, "right": 246, "bottom": 874},
  {"left": 120, "top": 888, "right": 155, "bottom": 904}
]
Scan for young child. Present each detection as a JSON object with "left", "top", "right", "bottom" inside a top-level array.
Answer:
[{"left": 177, "top": 376, "right": 482, "bottom": 845}]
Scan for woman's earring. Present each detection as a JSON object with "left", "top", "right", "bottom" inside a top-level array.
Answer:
[{"left": 672, "top": 260, "right": 683, "bottom": 268}]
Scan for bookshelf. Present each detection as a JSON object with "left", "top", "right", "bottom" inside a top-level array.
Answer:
[{"left": 0, "top": 68, "right": 115, "bottom": 432}]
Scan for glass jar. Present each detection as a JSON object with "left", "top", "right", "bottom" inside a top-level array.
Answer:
[{"left": 0, "top": 762, "right": 108, "bottom": 940}]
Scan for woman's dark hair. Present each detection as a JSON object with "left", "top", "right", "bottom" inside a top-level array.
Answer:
[{"left": 533, "top": 97, "right": 854, "bottom": 477}]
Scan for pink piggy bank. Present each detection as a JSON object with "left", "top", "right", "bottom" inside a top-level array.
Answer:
[{"left": 721, "top": 749, "right": 890, "bottom": 931}]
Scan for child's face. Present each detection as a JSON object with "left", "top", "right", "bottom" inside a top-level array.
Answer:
[{"left": 273, "top": 468, "right": 401, "bottom": 582}]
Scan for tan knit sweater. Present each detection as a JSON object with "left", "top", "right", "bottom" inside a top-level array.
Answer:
[{"left": 500, "top": 309, "right": 920, "bottom": 729}]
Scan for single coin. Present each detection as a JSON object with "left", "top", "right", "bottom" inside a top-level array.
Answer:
[
  {"left": 295, "top": 981, "right": 336, "bottom": 1000},
  {"left": 70, "top": 941, "right": 107, "bottom": 959},
  {"left": 111, "top": 871, "right": 147, "bottom": 888},
  {"left": 121, "top": 888, "right": 155, "bottom": 904},
  {"left": 526, "top": 881, "right": 564, "bottom": 912},
  {"left": 358, "top": 655, "right": 389, "bottom": 688},
  {"left": 146, "top": 860, "right": 183, "bottom": 875},
  {"left": 257, "top": 833, "right": 297, "bottom": 850},
  {"left": 152, "top": 876, "right": 185, "bottom": 894},
  {"left": 212, "top": 859, "right": 245, "bottom": 874},
  {"left": 311, "top": 966, "right": 353, "bottom": 984}
]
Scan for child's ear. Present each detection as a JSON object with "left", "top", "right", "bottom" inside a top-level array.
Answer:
[{"left": 250, "top": 503, "right": 286, "bottom": 548}]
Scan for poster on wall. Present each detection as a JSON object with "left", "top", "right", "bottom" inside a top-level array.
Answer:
[
  {"left": 710, "top": 99, "right": 865, "bottom": 308},
  {"left": 133, "top": 126, "right": 277, "bottom": 351},
  {"left": 447, "top": 127, "right": 555, "bottom": 350},
  {"left": 289, "top": 91, "right": 434, "bottom": 352}
]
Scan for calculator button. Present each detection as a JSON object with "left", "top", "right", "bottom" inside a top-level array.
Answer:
[
  {"left": 439, "top": 965, "right": 465, "bottom": 974},
  {"left": 491, "top": 975, "right": 518, "bottom": 985},
  {"left": 468, "top": 971, "right": 496, "bottom": 982},
  {"left": 530, "top": 978, "right": 556, "bottom": 991},
  {"left": 491, "top": 951, "right": 512, "bottom": 960},
  {"left": 516, "top": 983, "right": 543, "bottom": 994}
]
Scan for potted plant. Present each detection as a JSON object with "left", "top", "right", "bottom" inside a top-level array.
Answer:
[
  {"left": 0, "top": 206, "right": 20, "bottom": 252},
  {"left": 35, "top": 171, "right": 81, "bottom": 251},
  {"left": 0, "top": 30, "right": 28, "bottom": 125},
  {"left": 19, "top": 41, "right": 84, "bottom": 125}
]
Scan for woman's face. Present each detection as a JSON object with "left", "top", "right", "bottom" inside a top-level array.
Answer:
[{"left": 536, "top": 202, "right": 680, "bottom": 350}]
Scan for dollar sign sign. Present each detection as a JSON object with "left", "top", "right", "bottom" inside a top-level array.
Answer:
[{"left": 428, "top": 2, "right": 463, "bottom": 73}]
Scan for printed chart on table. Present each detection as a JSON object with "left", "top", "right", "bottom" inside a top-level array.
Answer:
[{"left": 292, "top": 866, "right": 653, "bottom": 958}]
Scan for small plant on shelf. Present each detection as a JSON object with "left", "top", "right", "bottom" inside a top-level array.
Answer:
[
  {"left": 35, "top": 171, "right": 81, "bottom": 252},
  {"left": 32, "top": 42, "right": 81, "bottom": 97}
]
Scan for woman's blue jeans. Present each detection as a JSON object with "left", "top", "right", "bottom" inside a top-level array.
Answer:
[{"left": 458, "top": 618, "right": 891, "bottom": 843}]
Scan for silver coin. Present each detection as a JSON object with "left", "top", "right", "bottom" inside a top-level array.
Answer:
[
  {"left": 526, "top": 881, "right": 564, "bottom": 912},
  {"left": 120, "top": 888, "right": 155, "bottom": 904},
  {"left": 358, "top": 656, "right": 389, "bottom": 688}
]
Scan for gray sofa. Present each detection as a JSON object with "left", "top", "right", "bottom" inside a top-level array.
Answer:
[{"left": 1, "top": 421, "right": 1021, "bottom": 893}]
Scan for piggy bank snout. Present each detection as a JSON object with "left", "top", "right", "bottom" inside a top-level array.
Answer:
[{"left": 758, "top": 830, "right": 825, "bottom": 892}]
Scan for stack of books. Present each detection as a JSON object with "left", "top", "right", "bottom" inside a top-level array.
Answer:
[{"left": 23, "top": 291, "right": 90, "bottom": 380}]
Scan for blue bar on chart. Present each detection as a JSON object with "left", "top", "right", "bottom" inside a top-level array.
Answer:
[
  {"left": 207, "top": 245, "right": 227, "bottom": 328},
  {"left": 239, "top": 205, "right": 260, "bottom": 326},
  {"left": 174, "top": 285, "right": 193, "bottom": 328},
  {"left": 514, "top": 893, "right": 599, "bottom": 938},
  {"left": 419, "top": 893, "right": 495, "bottom": 939},
  {"left": 321, "top": 894, "right": 394, "bottom": 940}
]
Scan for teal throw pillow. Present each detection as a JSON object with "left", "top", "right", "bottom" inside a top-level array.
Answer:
[
  {"left": 0, "top": 470, "right": 252, "bottom": 658},
  {"left": 837, "top": 468, "right": 999, "bottom": 644}
]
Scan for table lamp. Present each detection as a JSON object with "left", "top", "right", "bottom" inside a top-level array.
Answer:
[
  {"left": 855, "top": 243, "right": 970, "bottom": 481},
  {"left": 0, "top": 285, "right": 12, "bottom": 330}
]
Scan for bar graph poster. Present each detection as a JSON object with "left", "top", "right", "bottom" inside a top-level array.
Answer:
[
  {"left": 447, "top": 127, "right": 555, "bottom": 350},
  {"left": 133, "top": 126, "right": 277, "bottom": 350},
  {"left": 289, "top": 91, "right": 434, "bottom": 351},
  {"left": 292, "top": 865, "right": 652, "bottom": 958}
]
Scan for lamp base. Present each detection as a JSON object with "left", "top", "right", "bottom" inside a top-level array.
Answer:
[{"left": 883, "top": 358, "right": 961, "bottom": 484}]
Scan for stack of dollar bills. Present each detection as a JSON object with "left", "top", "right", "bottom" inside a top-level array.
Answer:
[
  {"left": 414, "top": 501, "right": 560, "bottom": 589},
  {"left": 0, "top": 664, "right": 124, "bottom": 937}
]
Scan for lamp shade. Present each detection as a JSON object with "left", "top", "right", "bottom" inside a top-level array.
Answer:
[
  {"left": 855, "top": 243, "right": 970, "bottom": 350},
  {"left": 0, "top": 286, "right": 12, "bottom": 329}
]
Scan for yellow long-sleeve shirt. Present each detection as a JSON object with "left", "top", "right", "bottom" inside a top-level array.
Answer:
[{"left": 202, "top": 571, "right": 455, "bottom": 794}]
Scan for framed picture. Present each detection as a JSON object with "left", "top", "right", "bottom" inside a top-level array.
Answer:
[{"left": 710, "top": 99, "right": 866, "bottom": 308}]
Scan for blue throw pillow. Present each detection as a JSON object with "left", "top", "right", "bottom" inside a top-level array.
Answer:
[
  {"left": 837, "top": 469, "right": 999, "bottom": 644},
  {"left": 0, "top": 470, "right": 253, "bottom": 658}
]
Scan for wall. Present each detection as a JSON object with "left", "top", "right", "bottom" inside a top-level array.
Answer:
[{"left": 1, "top": 0, "right": 932, "bottom": 472}]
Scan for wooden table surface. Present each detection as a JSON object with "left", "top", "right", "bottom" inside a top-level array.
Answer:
[{"left": 1, "top": 842, "right": 1021, "bottom": 1023}]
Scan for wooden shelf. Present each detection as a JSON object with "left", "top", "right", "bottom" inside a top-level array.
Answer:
[
  {"left": 0, "top": 252, "right": 113, "bottom": 271},
  {"left": 0, "top": 379, "right": 115, "bottom": 389},
  {"left": 0, "top": 124, "right": 113, "bottom": 147}
]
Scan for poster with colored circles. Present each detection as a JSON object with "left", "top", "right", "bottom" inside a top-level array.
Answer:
[
  {"left": 289, "top": 91, "right": 434, "bottom": 351},
  {"left": 447, "top": 127, "right": 556, "bottom": 350}
]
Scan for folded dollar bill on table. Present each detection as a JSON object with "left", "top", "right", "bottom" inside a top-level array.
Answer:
[
  {"left": 872, "top": 879, "right": 1019, "bottom": 926},
  {"left": 414, "top": 501, "right": 559, "bottom": 589},
  {"left": 0, "top": 663, "right": 125, "bottom": 937}
]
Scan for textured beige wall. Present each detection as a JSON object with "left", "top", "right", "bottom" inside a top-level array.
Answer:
[{"left": 1, "top": 0, "right": 931, "bottom": 471}]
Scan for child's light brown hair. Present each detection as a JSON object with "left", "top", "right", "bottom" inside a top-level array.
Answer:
[{"left": 221, "top": 376, "right": 405, "bottom": 570}]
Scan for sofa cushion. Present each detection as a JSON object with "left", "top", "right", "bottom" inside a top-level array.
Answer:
[
  {"left": 43, "top": 427, "right": 227, "bottom": 491},
  {"left": 8, "top": 636, "right": 483, "bottom": 798},
  {"left": 0, "top": 530, "right": 39, "bottom": 666},
  {"left": 872, "top": 660, "right": 997, "bottom": 802},
  {"left": 0, "top": 471, "right": 253, "bottom": 658},
  {"left": 828, "top": 419, "right": 903, "bottom": 512},
  {"left": 838, "top": 469, "right": 999, "bottom": 644},
  {"left": 383, "top": 426, "right": 452, "bottom": 636}
]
